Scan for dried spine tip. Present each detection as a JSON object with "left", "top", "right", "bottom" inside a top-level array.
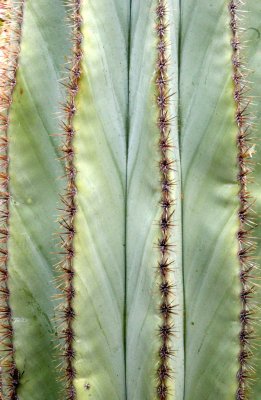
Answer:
[
  {"left": 0, "top": 1, "right": 24, "bottom": 398},
  {"left": 155, "top": 1, "right": 176, "bottom": 398},
  {"left": 56, "top": 1, "right": 82, "bottom": 399},
  {"left": 229, "top": 1, "right": 256, "bottom": 398}
]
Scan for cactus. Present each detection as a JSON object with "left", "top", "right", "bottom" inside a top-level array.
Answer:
[{"left": 0, "top": 0, "right": 260, "bottom": 400}]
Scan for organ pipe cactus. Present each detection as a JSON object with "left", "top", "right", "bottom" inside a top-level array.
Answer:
[{"left": 0, "top": 0, "right": 260, "bottom": 399}]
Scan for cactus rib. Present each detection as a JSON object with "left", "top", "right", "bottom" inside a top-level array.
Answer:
[
  {"left": 0, "top": 1, "right": 23, "bottom": 398},
  {"left": 56, "top": 1, "right": 82, "bottom": 398},
  {"left": 155, "top": 1, "right": 176, "bottom": 398},
  {"left": 229, "top": 1, "right": 256, "bottom": 398}
]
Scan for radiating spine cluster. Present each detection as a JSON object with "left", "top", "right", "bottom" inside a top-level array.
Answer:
[
  {"left": 56, "top": 1, "right": 82, "bottom": 399},
  {"left": 229, "top": 1, "right": 256, "bottom": 399},
  {"left": 0, "top": 1, "right": 24, "bottom": 398},
  {"left": 155, "top": 1, "right": 176, "bottom": 399}
]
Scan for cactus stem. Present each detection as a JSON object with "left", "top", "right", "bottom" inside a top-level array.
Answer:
[
  {"left": 56, "top": 1, "right": 82, "bottom": 399},
  {"left": 0, "top": 1, "right": 24, "bottom": 398},
  {"left": 155, "top": 1, "right": 177, "bottom": 398},
  {"left": 229, "top": 1, "right": 257, "bottom": 398}
]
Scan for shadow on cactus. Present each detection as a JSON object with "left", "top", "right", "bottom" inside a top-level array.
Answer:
[{"left": 0, "top": 0, "right": 260, "bottom": 399}]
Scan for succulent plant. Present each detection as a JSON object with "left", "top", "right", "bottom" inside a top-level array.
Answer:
[{"left": 0, "top": 0, "right": 260, "bottom": 400}]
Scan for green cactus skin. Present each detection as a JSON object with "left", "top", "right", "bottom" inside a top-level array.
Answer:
[
  {"left": 0, "top": 1, "right": 260, "bottom": 400},
  {"left": 180, "top": 1, "right": 239, "bottom": 399},
  {"left": 180, "top": 1, "right": 257, "bottom": 399},
  {"left": 57, "top": 0, "right": 129, "bottom": 399},
  {"left": 6, "top": 0, "right": 71, "bottom": 398}
]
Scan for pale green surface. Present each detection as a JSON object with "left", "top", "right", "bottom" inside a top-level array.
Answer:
[
  {"left": 8, "top": 1, "right": 70, "bottom": 398},
  {"left": 244, "top": 1, "right": 261, "bottom": 397},
  {"left": 127, "top": 1, "right": 183, "bottom": 399},
  {"left": 72, "top": 1, "right": 129, "bottom": 399},
  {"left": 4, "top": 2, "right": 261, "bottom": 400},
  {"left": 180, "top": 1, "right": 241, "bottom": 399}
]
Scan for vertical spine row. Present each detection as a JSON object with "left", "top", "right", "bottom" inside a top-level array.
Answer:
[
  {"left": 229, "top": 1, "right": 256, "bottom": 399},
  {"left": 56, "top": 1, "right": 82, "bottom": 399},
  {"left": 0, "top": 1, "right": 24, "bottom": 398},
  {"left": 155, "top": 2, "right": 176, "bottom": 399}
]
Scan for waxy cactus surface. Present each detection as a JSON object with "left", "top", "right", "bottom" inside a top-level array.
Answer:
[{"left": 0, "top": 1, "right": 260, "bottom": 400}]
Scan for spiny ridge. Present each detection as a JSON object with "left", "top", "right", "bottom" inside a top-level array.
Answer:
[
  {"left": 55, "top": 1, "right": 82, "bottom": 399},
  {"left": 155, "top": 1, "right": 176, "bottom": 399},
  {"left": 229, "top": 1, "right": 257, "bottom": 399},
  {"left": 0, "top": 1, "right": 24, "bottom": 398}
]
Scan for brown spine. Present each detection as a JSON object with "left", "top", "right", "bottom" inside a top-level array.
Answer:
[
  {"left": 229, "top": 1, "right": 256, "bottom": 399},
  {"left": 155, "top": 1, "right": 176, "bottom": 399},
  {"left": 56, "top": 1, "right": 82, "bottom": 399},
  {"left": 0, "top": 1, "right": 24, "bottom": 398}
]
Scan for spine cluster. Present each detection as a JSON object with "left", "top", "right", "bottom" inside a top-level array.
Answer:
[
  {"left": 0, "top": 1, "right": 24, "bottom": 398},
  {"left": 56, "top": 1, "right": 82, "bottom": 399},
  {"left": 229, "top": 1, "right": 256, "bottom": 399},
  {"left": 155, "top": 2, "right": 176, "bottom": 399}
]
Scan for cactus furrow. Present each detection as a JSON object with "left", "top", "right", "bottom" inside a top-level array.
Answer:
[
  {"left": 229, "top": 1, "right": 257, "bottom": 398},
  {"left": 56, "top": 1, "right": 82, "bottom": 399},
  {"left": 155, "top": 1, "right": 176, "bottom": 398},
  {"left": 0, "top": 2, "right": 24, "bottom": 398}
]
